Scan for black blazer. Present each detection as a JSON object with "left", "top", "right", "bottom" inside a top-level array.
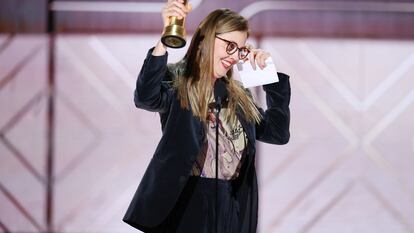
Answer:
[{"left": 123, "top": 48, "right": 291, "bottom": 233}]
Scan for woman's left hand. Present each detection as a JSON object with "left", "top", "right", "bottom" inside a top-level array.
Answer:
[{"left": 245, "top": 46, "right": 271, "bottom": 70}]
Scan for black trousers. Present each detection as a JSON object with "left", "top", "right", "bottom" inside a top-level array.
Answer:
[{"left": 146, "top": 176, "right": 240, "bottom": 233}]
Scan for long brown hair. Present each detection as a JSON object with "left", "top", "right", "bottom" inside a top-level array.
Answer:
[{"left": 172, "top": 8, "right": 262, "bottom": 125}]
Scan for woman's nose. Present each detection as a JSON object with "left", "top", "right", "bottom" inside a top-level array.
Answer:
[{"left": 230, "top": 50, "right": 240, "bottom": 62}]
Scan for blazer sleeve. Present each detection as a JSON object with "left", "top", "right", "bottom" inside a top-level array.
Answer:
[
  {"left": 255, "top": 72, "right": 291, "bottom": 144},
  {"left": 134, "top": 48, "right": 172, "bottom": 113}
]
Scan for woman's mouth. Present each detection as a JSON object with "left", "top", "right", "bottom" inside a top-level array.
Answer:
[{"left": 221, "top": 59, "right": 233, "bottom": 70}]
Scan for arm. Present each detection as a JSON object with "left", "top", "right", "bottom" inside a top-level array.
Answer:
[
  {"left": 135, "top": 1, "right": 190, "bottom": 112},
  {"left": 255, "top": 72, "right": 291, "bottom": 144},
  {"left": 134, "top": 41, "right": 171, "bottom": 113}
]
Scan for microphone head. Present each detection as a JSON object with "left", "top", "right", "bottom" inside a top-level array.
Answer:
[{"left": 214, "top": 78, "right": 228, "bottom": 108}]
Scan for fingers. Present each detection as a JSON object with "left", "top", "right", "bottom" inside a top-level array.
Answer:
[
  {"left": 248, "top": 49, "right": 271, "bottom": 70},
  {"left": 256, "top": 50, "right": 270, "bottom": 69},
  {"left": 248, "top": 49, "right": 256, "bottom": 70},
  {"left": 163, "top": 0, "right": 190, "bottom": 20},
  {"left": 246, "top": 44, "right": 259, "bottom": 70},
  {"left": 170, "top": 1, "right": 189, "bottom": 18}
]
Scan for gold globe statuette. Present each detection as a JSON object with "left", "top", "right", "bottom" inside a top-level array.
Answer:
[{"left": 161, "top": 0, "right": 188, "bottom": 49}]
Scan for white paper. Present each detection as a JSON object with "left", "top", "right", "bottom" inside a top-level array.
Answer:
[{"left": 233, "top": 57, "right": 278, "bottom": 88}]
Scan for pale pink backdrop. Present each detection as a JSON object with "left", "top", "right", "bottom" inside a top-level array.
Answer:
[{"left": 1, "top": 34, "right": 414, "bottom": 233}]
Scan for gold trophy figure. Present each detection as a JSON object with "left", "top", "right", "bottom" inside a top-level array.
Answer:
[{"left": 161, "top": 0, "right": 188, "bottom": 48}]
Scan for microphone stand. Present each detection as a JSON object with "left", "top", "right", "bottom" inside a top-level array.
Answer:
[
  {"left": 215, "top": 98, "right": 221, "bottom": 233},
  {"left": 213, "top": 78, "right": 226, "bottom": 233}
]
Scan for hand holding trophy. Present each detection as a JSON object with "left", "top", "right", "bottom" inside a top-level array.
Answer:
[{"left": 161, "top": 0, "right": 192, "bottom": 48}]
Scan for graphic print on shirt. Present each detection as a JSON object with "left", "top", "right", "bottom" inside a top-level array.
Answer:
[{"left": 191, "top": 107, "right": 247, "bottom": 180}]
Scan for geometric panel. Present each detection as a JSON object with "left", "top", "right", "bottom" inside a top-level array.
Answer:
[{"left": 257, "top": 37, "right": 414, "bottom": 233}]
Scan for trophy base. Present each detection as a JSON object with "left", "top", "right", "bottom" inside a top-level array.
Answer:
[
  {"left": 161, "top": 24, "right": 186, "bottom": 48},
  {"left": 161, "top": 35, "right": 186, "bottom": 48}
]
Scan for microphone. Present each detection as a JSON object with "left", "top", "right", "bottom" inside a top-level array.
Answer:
[{"left": 214, "top": 78, "right": 228, "bottom": 111}]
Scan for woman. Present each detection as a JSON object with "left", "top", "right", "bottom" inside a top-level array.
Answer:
[{"left": 123, "top": 1, "right": 291, "bottom": 232}]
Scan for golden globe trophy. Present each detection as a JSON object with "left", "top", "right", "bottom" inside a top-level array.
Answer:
[{"left": 161, "top": 0, "right": 188, "bottom": 48}]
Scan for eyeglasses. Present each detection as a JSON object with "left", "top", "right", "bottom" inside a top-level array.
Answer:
[{"left": 215, "top": 36, "right": 250, "bottom": 60}]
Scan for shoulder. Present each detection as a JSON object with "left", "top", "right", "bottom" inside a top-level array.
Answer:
[
  {"left": 165, "top": 60, "right": 188, "bottom": 87},
  {"left": 162, "top": 62, "right": 181, "bottom": 87}
]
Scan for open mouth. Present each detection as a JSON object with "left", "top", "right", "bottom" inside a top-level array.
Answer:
[{"left": 221, "top": 59, "right": 233, "bottom": 70}]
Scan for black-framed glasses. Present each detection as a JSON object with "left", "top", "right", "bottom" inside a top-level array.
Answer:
[{"left": 215, "top": 36, "right": 250, "bottom": 60}]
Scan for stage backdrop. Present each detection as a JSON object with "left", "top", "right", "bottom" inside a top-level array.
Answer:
[{"left": 1, "top": 34, "right": 414, "bottom": 233}]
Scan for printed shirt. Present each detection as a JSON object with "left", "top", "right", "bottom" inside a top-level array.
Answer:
[{"left": 191, "top": 105, "right": 247, "bottom": 180}]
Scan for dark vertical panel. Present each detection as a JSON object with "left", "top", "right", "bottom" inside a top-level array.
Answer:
[{"left": 46, "top": 0, "right": 56, "bottom": 232}]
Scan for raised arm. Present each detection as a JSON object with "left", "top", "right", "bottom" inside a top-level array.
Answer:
[
  {"left": 134, "top": 0, "right": 190, "bottom": 112},
  {"left": 134, "top": 42, "right": 171, "bottom": 113}
]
